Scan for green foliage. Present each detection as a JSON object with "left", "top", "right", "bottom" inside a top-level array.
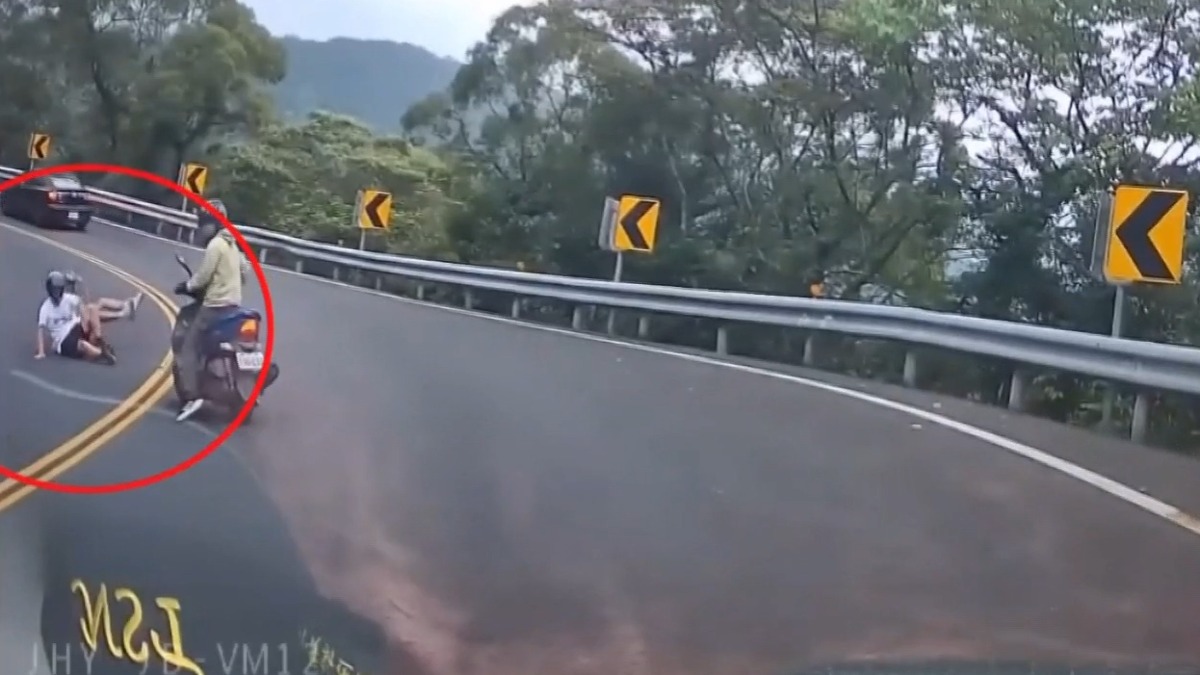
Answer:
[
  {"left": 0, "top": 0, "right": 285, "bottom": 185},
  {"left": 398, "top": 0, "right": 1200, "bottom": 448},
  {"left": 0, "top": 0, "right": 463, "bottom": 253},
  {"left": 7, "top": 0, "right": 1200, "bottom": 448},
  {"left": 210, "top": 112, "right": 458, "bottom": 257}
]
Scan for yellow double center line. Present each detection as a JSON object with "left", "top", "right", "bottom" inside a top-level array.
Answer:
[{"left": 0, "top": 225, "right": 177, "bottom": 512}]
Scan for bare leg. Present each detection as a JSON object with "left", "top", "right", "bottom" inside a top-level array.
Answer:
[
  {"left": 93, "top": 293, "right": 142, "bottom": 321},
  {"left": 75, "top": 312, "right": 115, "bottom": 363},
  {"left": 75, "top": 339, "right": 103, "bottom": 360},
  {"left": 80, "top": 306, "right": 104, "bottom": 339},
  {"left": 95, "top": 298, "right": 126, "bottom": 312},
  {"left": 95, "top": 306, "right": 126, "bottom": 321}
]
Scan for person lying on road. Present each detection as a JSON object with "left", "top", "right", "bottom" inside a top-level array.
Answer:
[
  {"left": 36, "top": 271, "right": 116, "bottom": 365},
  {"left": 63, "top": 270, "right": 143, "bottom": 321}
]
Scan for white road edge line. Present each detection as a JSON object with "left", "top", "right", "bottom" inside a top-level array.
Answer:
[
  {"left": 8, "top": 367, "right": 281, "bottom": 495},
  {"left": 95, "top": 217, "right": 1200, "bottom": 539},
  {"left": 2, "top": 220, "right": 276, "bottom": 494},
  {"left": 10, "top": 369, "right": 213, "bottom": 436}
]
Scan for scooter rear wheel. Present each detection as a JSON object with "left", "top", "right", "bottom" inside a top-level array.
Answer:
[
  {"left": 233, "top": 380, "right": 255, "bottom": 425},
  {"left": 171, "top": 362, "right": 186, "bottom": 405}
]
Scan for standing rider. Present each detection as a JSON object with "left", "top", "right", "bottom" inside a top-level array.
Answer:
[{"left": 173, "top": 199, "right": 244, "bottom": 422}]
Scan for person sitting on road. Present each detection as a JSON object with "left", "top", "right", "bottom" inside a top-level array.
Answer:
[
  {"left": 36, "top": 271, "right": 116, "bottom": 365},
  {"left": 173, "top": 199, "right": 244, "bottom": 422},
  {"left": 63, "top": 270, "right": 144, "bottom": 322}
]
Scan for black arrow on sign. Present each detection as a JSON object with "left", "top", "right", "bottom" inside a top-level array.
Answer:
[
  {"left": 619, "top": 199, "right": 653, "bottom": 249},
  {"left": 185, "top": 166, "right": 205, "bottom": 193},
  {"left": 1115, "top": 190, "right": 1183, "bottom": 281},
  {"left": 32, "top": 136, "right": 47, "bottom": 158},
  {"left": 364, "top": 192, "right": 389, "bottom": 228}
]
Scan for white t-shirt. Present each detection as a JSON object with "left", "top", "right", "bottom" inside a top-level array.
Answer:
[{"left": 38, "top": 293, "right": 83, "bottom": 352}]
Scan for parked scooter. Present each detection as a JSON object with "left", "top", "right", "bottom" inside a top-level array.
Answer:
[{"left": 170, "top": 253, "right": 279, "bottom": 422}]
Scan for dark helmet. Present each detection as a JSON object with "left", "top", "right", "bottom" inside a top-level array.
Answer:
[
  {"left": 46, "top": 270, "right": 67, "bottom": 303},
  {"left": 197, "top": 199, "right": 227, "bottom": 245}
]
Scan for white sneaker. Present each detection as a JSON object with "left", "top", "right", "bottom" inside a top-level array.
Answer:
[
  {"left": 127, "top": 293, "right": 144, "bottom": 320},
  {"left": 176, "top": 399, "right": 204, "bottom": 422}
]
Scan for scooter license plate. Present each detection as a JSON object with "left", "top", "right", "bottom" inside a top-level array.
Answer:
[{"left": 235, "top": 352, "right": 264, "bottom": 371}]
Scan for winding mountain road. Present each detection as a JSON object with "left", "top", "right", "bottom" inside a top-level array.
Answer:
[{"left": 5, "top": 214, "right": 1200, "bottom": 675}]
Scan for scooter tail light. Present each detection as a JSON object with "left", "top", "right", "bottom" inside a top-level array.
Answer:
[{"left": 238, "top": 318, "right": 259, "bottom": 342}]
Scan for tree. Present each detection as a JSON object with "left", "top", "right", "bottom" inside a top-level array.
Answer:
[
  {"left": 7, "top": 0, "right": 1200, "bottom": 445},
  {"left": 401, "top": 0, "right": 1200, "bottom": 445},
  {"left": 211, "top": 111, "right": 459, "bottom": 257},
  {"left": 0, "top": 0, "right": 284, "bottom": 191}
]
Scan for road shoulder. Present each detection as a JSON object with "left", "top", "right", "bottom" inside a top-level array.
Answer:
[{"left": 698, "top": 347, "right": 1200, "bottom": 518}]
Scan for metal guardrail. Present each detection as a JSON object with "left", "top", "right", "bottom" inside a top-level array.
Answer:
[{"left": 0, "top": 164, "right": 1192, "bottom": 442}]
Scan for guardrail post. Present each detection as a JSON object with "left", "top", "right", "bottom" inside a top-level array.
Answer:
[
  {"left": 1008, "top": 369, "right": 1028, "bottom": 411},
  {"left": 28, "top": 172, "right": 1198, "bottom": 442},
  {"left": 716, "top": 326, "right": 729, "bottom": 355},
  {"left": 1131, "top": 392, "right": 1151, "bottom": 443},
  {"left": 637, "top": 316, "right": 650, "bottom": 339},
  {"left": 902, "top": 349, "right": 918, "bottom": 387}
]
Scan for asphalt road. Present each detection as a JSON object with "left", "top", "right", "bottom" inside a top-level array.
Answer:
[
  {"left": 9, "top": 216, "right": 1200, "bottom": 675},
  {"left": 0, "top": 222, "right": 164, "bottom": 471},
  {"left": 0, "top": 218, "right": 383, "bottom": 675}
]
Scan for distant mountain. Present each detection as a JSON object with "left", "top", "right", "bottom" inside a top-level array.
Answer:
[{"left": 272, "top": 36, "right": 461, "bottom": 132}]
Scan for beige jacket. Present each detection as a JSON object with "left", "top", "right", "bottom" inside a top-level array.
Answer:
[{"left": 186, "top": 230, "right": 244, "bottom": 307}]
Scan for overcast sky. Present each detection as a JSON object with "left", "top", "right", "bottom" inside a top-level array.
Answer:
[{"left": 241, "top": 0, "right": 530, "bottom": 60}]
